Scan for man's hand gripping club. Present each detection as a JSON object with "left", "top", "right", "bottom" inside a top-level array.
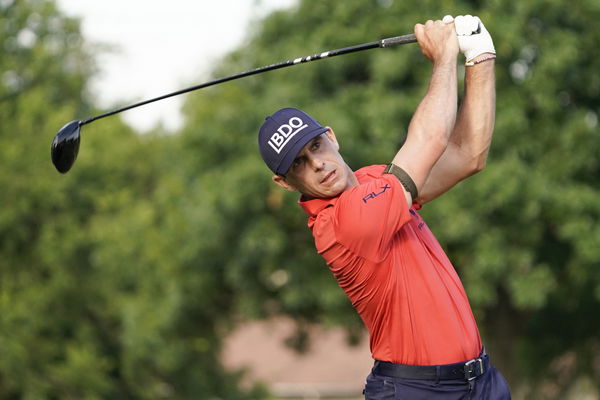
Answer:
[
  {"left": 443, "top": 14, "right": 496, "bottom": 65},
  {"left": 414, "top": 19, "right": 459, "bottom": 64}
]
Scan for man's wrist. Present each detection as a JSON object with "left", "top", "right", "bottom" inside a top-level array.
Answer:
[
  {"left": 432, "top": 54, "right": 458, "bottom": 73},
  {"left": 465, "top": 52, "right": 496, "bottom": 66}
]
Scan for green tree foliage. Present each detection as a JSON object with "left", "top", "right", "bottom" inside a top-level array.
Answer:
[
  {"left": 0, "top": 0, "right": 266, "bottom": 398},
  {"left": 1, "top": 0, "right": 598, "bottom": 399}
]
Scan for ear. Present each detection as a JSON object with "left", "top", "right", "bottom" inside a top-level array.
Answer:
[
  {"left": 324, "top": 127, "right": 339, "bottom": 150},
  {"left": 272, "top": 174, "right": 297, "bottom": 191}
]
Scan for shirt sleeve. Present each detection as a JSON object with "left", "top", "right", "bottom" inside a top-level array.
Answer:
[{"left": 332, "top": 173, "right": 412, "bottom": 261}]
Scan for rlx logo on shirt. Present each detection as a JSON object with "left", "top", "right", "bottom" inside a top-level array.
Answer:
[{"left": 362, "top": 184, "right": 391, "bottom": 203}]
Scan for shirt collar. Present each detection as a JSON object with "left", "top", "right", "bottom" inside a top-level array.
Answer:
[{"left": 299, "top": 195, "right": 336, "bottom": 218}]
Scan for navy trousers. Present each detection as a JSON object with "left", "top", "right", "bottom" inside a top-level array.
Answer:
[{"left": 363, "top": 363, "right": 511, "bottom": 400}]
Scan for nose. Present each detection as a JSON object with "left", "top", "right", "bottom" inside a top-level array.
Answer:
[{"left": 307, "top": 155, "right": 325, "bottom": 171}]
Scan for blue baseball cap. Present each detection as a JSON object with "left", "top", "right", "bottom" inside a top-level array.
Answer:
[{"left": 258, "top": 108, "right": 329, "bottom": 175}]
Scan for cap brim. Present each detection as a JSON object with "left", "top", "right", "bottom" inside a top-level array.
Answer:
[{"left": 275, "top": 126, "right": 329, "bottom": 175}]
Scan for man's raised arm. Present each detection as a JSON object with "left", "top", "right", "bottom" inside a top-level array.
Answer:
[
  {"left": 416, "top": 15, "right": 496, "bottom": 204},
  {"left": 389, "top": 18, "right": 460, "bottom": 206}
]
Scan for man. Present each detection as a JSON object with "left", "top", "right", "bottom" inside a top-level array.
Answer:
[{"left": 257, "top": 15, "right": 510, "bottom": 399}]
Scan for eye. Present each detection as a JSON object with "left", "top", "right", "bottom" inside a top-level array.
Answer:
[
  {"left": 292, "top": 157, "right": 304, "bottom": 169},
  {"left": 311, "top": 138, "right": 321, "bottom": 150}
]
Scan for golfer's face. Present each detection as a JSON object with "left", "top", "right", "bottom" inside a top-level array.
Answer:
[{"left": 283, "top": 130, "right": 353, "bottom": 198}]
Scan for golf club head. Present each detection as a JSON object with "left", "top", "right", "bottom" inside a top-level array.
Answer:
[{"left": 51, "top": 120, "right": 81, "bottom": 173}]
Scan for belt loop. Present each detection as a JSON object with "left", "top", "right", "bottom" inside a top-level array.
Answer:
[
  {"left": 372, "top": 360, "right": 380, "bottom": 373},
  {"left": 435, "top": 365, "right": 441, "bottom": 384}
]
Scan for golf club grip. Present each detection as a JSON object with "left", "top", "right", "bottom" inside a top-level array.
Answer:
[{"left": 381, "top": 34, "right": 417, "bottom": 47}]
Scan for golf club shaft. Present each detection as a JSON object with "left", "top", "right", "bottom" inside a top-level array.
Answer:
[{"left": 81, "top": 33, "right": 416, "bottom": 125}]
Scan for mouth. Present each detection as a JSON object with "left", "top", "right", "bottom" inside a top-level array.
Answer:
[{"left": 320, "top": 169, "right": 336, "bottom": 185}]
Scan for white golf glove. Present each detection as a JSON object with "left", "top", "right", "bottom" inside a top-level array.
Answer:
[{"left": 443, "top": 15, "right": 495, "bottom": 63}]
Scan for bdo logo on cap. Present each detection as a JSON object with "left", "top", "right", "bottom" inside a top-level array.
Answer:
[{"left": 267, "top": 117, "right": 308, "bottom": 154}]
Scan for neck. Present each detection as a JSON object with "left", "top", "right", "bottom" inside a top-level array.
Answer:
[{"left": 345, "top": 164, "right": 359, "bottom": 189}]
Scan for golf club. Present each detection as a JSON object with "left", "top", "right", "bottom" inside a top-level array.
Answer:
[{"left": 51, "top": 33, "right": 417, "bottom": 173}]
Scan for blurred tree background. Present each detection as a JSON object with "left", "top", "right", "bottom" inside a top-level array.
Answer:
[{"left": 1, "top": 0, "right": 598, "bottom": 399}]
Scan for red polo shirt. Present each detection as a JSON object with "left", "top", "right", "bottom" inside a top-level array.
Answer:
[{"left": 300, "top": 165, "right": 482, "bottom": 365}]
